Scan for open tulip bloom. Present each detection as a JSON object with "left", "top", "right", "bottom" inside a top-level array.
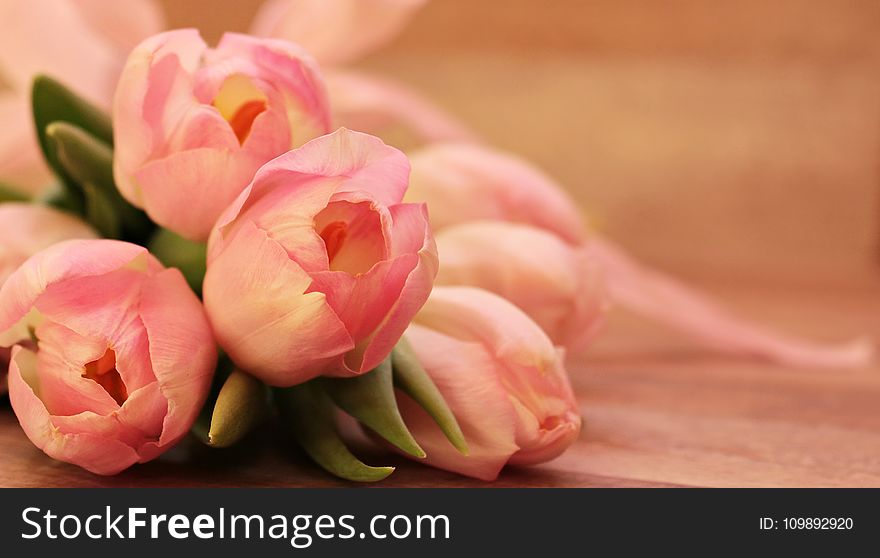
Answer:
[{"left": 0, "top": 2, "right": 874, "bottom": 483}]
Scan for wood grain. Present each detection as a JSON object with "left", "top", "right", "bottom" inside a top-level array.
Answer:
[{"left": 1, "top": 282, "right": 877, "bottom": 488}]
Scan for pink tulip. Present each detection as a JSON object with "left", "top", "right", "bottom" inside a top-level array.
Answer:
[
  {"left": 250, "top": 0, "right": 427, "bottom": 66},
  {"left": 0, "top": 0, "right": 164, "bottom": 196},
  {"left": 325, "top": 70, "right": 477, "bottom": 148},
  {"left": 203, "top": 128, "right": 437, "bottom": 386},
  {"left": 112, "top": 29, "right": 331, "bottom": 241},
  {"left": 407, "top": 142, "right": 872, "bottom": 368},
  {"left": 0, "top": 239, "right": 216, "bottom": 475},
  {"left": 407, "top": 143, "right": 587, "bottom": 243},
  {"left": 435, "top": 221, "right": 608, "bottom": 351},
  {"left": 398, "top": 286, "right": 581, "bottom": 481}
]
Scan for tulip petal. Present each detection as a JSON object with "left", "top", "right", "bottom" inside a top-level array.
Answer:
[
  {"left": 134, "top": 147, "right": 264, "bottom": 241},
  {"left": 346, "top": 203, "right": 437, "bottom": 374},
  {"left": 399, "top": 323, "right": 519, "bottom": 481},
  {"left": 138, "top": 267, "right": 216, "bottom": 449},
  {"left": 0, "top": 239, "right": 154, "bottom": 347},
  {"left": 251, "top": 128, "right": 411, "bottom": 209},
  {"left": 591, "top": 237, "right": 875, "bottom": 368},
  {"left": 0, "top": 0, "right": 119, "bottom": 105},
  {"left": 71, "top": 0, "right": 165, "bottom": 54},
  {"left": 407, "top": 142, "right": 587, "bottom": 244},
  {"left": 435, "top": 221, "right": 608, "bottom": 350},
  {"left": 204, "top": 222, "right": 353, "bottom": 385},
  {"left": 0, "top": 94, "right": 53, "bottom": 195},
  {"left": 113, "top": 29, "right": 208, "bottom": 205},
  {"left": 0, "top": 203, "right": 97, "bottom": 287},
  {"left": 8, "top": 346, "right": 141, "bottom": 475},
  {"left": 208, "top": 33, "right": 331, "bottom": 142},
  {"left": 326, "top": 70, "right": 477, "bottom": 147},
  {"left": 250, "top": 0, "right": 426, "bottom": 65}
]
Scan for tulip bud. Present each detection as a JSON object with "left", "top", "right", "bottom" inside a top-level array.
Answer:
[
  {"left": 0, "top": 239, "right": 216, "bottom": 474},
  {"left": 407, "top": 142, "right": 587, "bottom": 243},
  {"left": 113, "top": 29, "right": 331, "bottom": 241},
  {"left": 396, "top": 287, "right": 581, "bottom": 481},
  {"left": 204, "top": 128, "right": 438, "bottom": 386},
  {"left": 435, "top": 221, "right": 608, "bottom": 351}
]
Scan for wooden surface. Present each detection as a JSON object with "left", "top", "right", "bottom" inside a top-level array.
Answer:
[{"left": 2, "top": 281, "right": 877, "bottom": 488}]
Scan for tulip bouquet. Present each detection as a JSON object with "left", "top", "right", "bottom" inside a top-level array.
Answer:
[{"left": 0, "top": 0, "right": 872, "bottom": 484}]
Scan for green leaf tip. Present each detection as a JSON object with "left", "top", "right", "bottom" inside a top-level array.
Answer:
[
  {"left": 207, "top": 370, "right": 267, "bottom": 449},
  {"left": 322, "top": 356, "right": 425, "bottom": 459},
  {"left": 392, "top": 336, "right": 469, "bottom": 456},
  {"left": 276, "top": 382, "right": 395, "bottom": 483}
]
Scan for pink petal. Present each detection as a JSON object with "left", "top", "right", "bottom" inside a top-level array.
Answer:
[
  {"left": 591, "top": 237, "right": 875, "bottom": 369},
  {"left": 213, "top": 128, "right": 411, "bottom": 241},
  {"left": 326, "top": 70, "right": 477, "bottom": 147},
  {"left": 0, "top": 203, "right": 97, "bottom": 286},
  {"left": 0, "top": 0, "right": 120, "bottom": 105},
  {"left": 134, "top": 147, "right": 264, "bottom": 241},
  {"left": 207, "top": 33, "right": 331, "bottom": 142},
  {"left": 351, "top": 203, "right": 437, "bottom": 374},
  {"left": 138, "top": 268, "right": 216, "bottom": 449},
  {"left": 250, "top": 0, "right": 427, "bottom": 65},
  {"left": 0, "top": 239, "right": 155, "bottom": 346},
  {"left": 407, "top": 142, "right": 587, "bottom": 244},
  {"left": 0, "top": 94, "right": 53, "bottom": 196},
  {"left": 415, "top": 286, "right": 561, "bottom": 382},
  {"left": 435, "top": 221, "right": 608, "bottom": 351},
  {"left": 203, "top": 222, "right": 353, "bottom": 385},
  {"left": 8, "top": 346, "right": 141, "bottom": 475},
  {"left": 71, "top": 0, "right": 165, "bottom": 54},
  {"left": 399, "top": 323, "right": 519, "bottom": 481},
  {"left": 113, "top": 29, "right": 208, "bottom": 205}
]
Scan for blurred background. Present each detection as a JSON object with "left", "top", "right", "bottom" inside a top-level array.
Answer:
[{"left": 163, "top": 0, "right": 880, "bottom": 290}]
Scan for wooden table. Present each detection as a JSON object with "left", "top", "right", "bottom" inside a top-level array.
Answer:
[{"left": 2, "top": 280, "right": 877, "bottom": 487}]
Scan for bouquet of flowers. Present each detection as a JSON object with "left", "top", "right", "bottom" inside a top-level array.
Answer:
[{"left": 0, "top": 0, "right": 871, "bottom": 482}]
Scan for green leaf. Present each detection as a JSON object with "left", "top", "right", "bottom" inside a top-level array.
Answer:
[
  {"left": 322, "top": 356, "right": 425, "bottom": 458},
  {"left": 275, "top": 382, "right": 395, "bottom": 483},
  {"left": 392, "top": 336, "right": 468, "bottom": 455},
  {"left": 149, "top": 228, "right": 208, "bottom": 295},
  {"left": 205, "top": 370, "right": 268, "bottom": 448},
  {"left": 0, "top": 182, "right": 30, "bottom": 203},
  {"left": 45, "top": 122, "right": 152, "bottom": 241},
  {"left": 81, "top": 182, "right": 119, "bottom": 238},
  {"left": 32, "top": 75, "right": 112, "bottom": 187}
]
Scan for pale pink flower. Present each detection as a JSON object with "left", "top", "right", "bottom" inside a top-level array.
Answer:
[
  {"left": 204, "top": 128, "right": 437, "bottom": 386},
  {"left": 0, "top": 239, "right": 216, "bottom": 474},
  {"left": 113, "top": 29, "right": 331, "bottom": 241},
  {"left": 408, "top": 142, "right": 872, "bottom": 368},
  {"left": 399, "top": 286, "right": 581, "bottom": 481},
  {"left": 435, "top": 221, "right": 607, "bottom": 351}
]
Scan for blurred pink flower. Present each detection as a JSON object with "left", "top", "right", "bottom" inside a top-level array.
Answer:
[
  {"left": 204, "top": 128, "right": 437, "bottom": 386},
  {"left": 0, "top": 239, "right": 216, "bottom": 475},
  {"left": 0, "top": 0, "right": 164, "bottom": 195},
  {"left": 113, "top": 29, "right": 331, "bottom": 241},
  {"left": 435, "top": 221, "right": 607, "bottom": 351},
  {"left": 251, "top": 0, "right": 474, "bottom": 147},
  {"left": 251, "top": 0, "right": 427, "bottom": 66},
  {"left": 0, "top": 203, "right": 97, "bottom": 286},
  {"left": 408, "top": 141, "right": 872, "bottom": 368},
  {"left": 399, "top": 286, "right": 581, "bottom": 481}
]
